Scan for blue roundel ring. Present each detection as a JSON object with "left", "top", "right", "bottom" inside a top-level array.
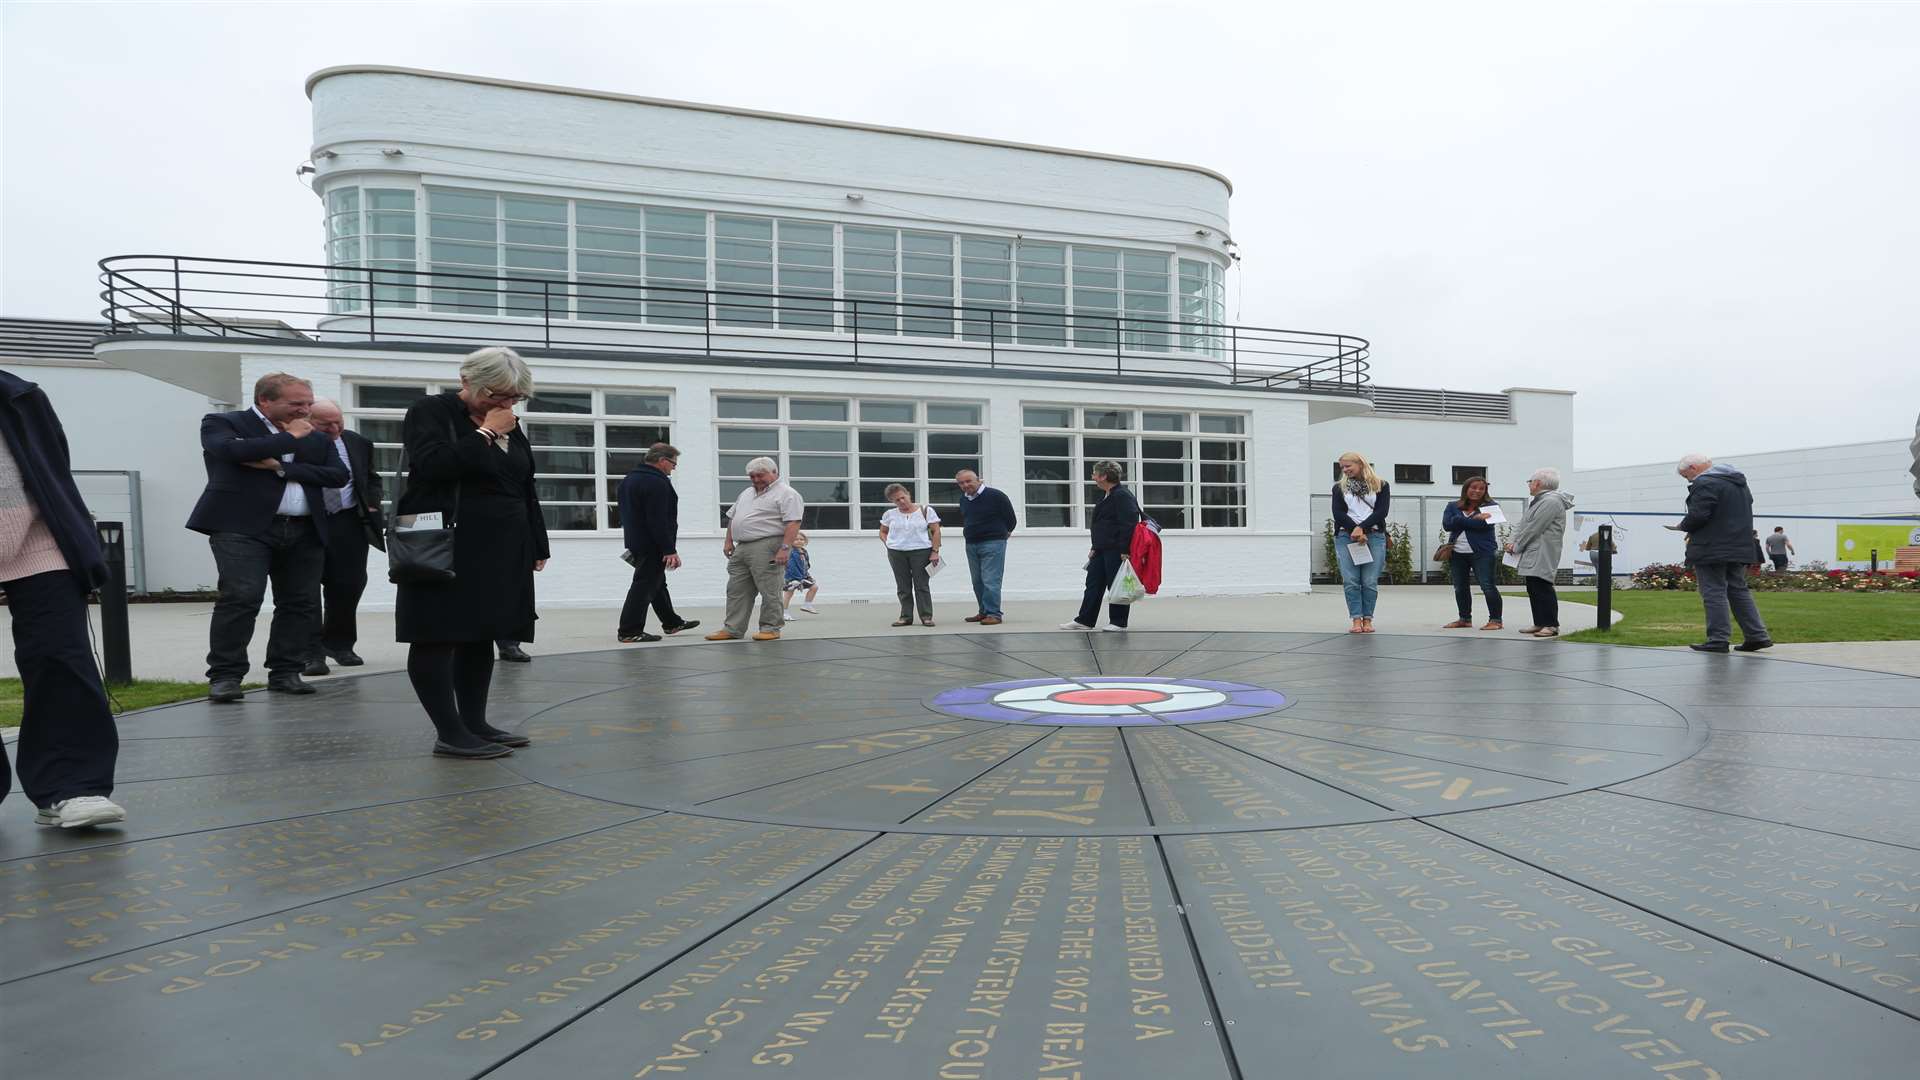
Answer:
[{"left": 928, "top": 677, "right": 1288, "bottom": 726}]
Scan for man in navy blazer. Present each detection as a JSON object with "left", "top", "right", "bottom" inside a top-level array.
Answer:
[
  {"left": 615, "top": 442, "right": 698, "bottom": 642},
  {"left": 186, "top": 373, "right": 347, "bottom": 700}
]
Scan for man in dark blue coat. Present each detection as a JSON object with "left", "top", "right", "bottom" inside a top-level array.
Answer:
[
  {"left": 1676, "top": 454, "right": 1772, "bottom": 653},
  {"left": 0, "top": 369, "right": 126, "bottom": 828},
  {"left": 186, "top": 373, "right": 347, "bottom": 699},
  {"left": 955, "top": 469, "right": 1017, "bottom": 625},
  {"left": 615, "top": 443, "right": 699, "bottom": 643}
]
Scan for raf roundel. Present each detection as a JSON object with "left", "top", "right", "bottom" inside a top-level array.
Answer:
[{"left": 928, "top": 677, "right": 1288, "bottom": 726}]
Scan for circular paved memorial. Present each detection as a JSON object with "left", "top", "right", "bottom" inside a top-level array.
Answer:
[{"left": 4, "top": 631, "right": 1918, "bottom": 1079}]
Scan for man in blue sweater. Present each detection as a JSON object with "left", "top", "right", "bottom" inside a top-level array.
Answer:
[{"left": 955, "top": 470, "right": 1017, "bottom": 625}]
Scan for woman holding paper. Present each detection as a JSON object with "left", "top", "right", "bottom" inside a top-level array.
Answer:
[
  {"left": 1441, "top": 475, "right": 1503, "bottom": 630},
  {"left": 1506, "top": 467, "right": 1573, "bottom": 637},
  {"left": 1331, "top": 452, "right": 1390, "bottom": 633},
  {"left": 394, "top": 347, "right": 550, "bottom": 758},
  {"left": 877, "top": 483, "right": 941, "bottom": 627}
]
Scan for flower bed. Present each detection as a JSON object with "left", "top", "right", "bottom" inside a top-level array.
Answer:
[{"left": 1629, "top": 563, "right": 1920, "bottom": 592}]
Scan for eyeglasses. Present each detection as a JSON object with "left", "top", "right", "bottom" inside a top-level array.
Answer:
[{"left": 481, "top": 389, "right": 527, "bottom": 403}]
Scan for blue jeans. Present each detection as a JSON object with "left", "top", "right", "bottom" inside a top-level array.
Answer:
[
  {"left": 1449, "top": 549, "right": 1502, "bottom": 621},
  {"left": 965, "top": 539, "right": 1007, "bottom": 617},
  {"left": 1335, "top": 532, "right": 1386, "bottom": 617}
]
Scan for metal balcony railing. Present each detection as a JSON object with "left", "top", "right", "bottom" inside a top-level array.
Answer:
[{"left": 98, "top": 255, "right": 1370, "bottom": 394}]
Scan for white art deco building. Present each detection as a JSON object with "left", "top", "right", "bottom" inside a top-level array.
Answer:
[{"left": 74, "top": 66, "right": 1574, "bottom": 604}]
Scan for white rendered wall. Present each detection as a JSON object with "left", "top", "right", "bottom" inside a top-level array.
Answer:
[
  {"left": 11, "top": 364, "right": 218, "bottom": 592},
  {"left": 1573, "top": 439, "right": 1920, "bottom": 571},
  {"left": 223, "top": 346, "right": 1316, "bottom": 616},
  {"left": 308, "top": 70, "right": 1233, "bottom": 274}
]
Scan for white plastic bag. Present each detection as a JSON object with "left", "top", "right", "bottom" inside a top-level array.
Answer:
[{"left": 1107, "top": 557, "right": 1147, "bottom": 605}]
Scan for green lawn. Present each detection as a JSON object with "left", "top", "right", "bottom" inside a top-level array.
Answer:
[
  {"left": 1503, "top": 590, "right": 1920, "bottom": 646},
  {"left": 0, "top": 679, "right": 258, "bottom": 729}
]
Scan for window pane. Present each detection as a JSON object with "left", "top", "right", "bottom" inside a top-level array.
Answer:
[
  {"left": 1024, "top": 434, "right": 1071, "bottom": 458},
  {"left": 578, "top": 203, "right": 643, "bottom": 229},
  {"left": 1084, "top": 437, "right": 1130, "bottom": 459},
  {"left": 789, "top": 455, "right": 850, "bottom": 478},
  {"left": 927, "top": 432, "right": 978, "bottom": 455},
  {"left": 1199, "top": 414, "right": 1245, "bottom": 434},
  {"left": 535, "top": 478, "right": 598, "bottom": 502},
  {"left": 608, "top": 451, "right": 650, "bottom": 475},
  {"left": 789, "top": 428, "right": 848, "bottom": 452},
  {"left": 1201, "top": 463, "right": 1244, "bottom": 483},
  {"left": 717, "top": 396, "right": 779, "bottom": 419},
  {"left": 718, "top": 454, "right": 760, "bottom": 476},
  {"left": 429, "top": 190, "right": 494, "bottom": 217},
  {"left": 718, "top": 427, "right": 780, "bottom": 452},
  {"left": 1143, "top": 461, "right": 1188, "bottom": 483},
  {"left": 1083, "top": 409, "right": 1131, "bottom": 430},
  {"left": 524, "top": 422, "right": 593, "bottom": 447},
  {"left": 1141, "top": 439, "right": 1186, "bottom": 460},
  {"left": 858, "top": 429, "right": 915, "bottom": 454},
  {"left": 356, "top": 385, "right": 426, "bottom": 408},
  {"left": 353, "top": 418, "right": 405, "bottom": 444},
  {"left": 541, "top": 504, "right": 598, "bottom": 531},
  {"left": 1024, "top": 406, "right": 1071, "bottom": 428},
  {"left": 792, "top": 480, "right": 850, "bottom": 503},
  {"left": 1025, "top": 458, "right": 1071, "bottom": 482},
  {"left": 928, "top": 458, "right": 980, "bottom": 484},
  {"left": 859, "top": 400, "right": 915, "bottom": 423},
  {"left": 526, "top": 391, "right": 591, "bottom": 415},
  {"left": 790, "top": 399, "right": 849, "bottom": 421},
  {"left": 606, "top": 393, "right": 669, "bottom": 416},
  {"left": 926, "top": 403, "right": 980, "bottom": 426},
  {"left": 860, "top": 455, "right": 915, "bottom": 480},
  {"left": 1143, "top": 484, "right": 1186, "bottom": 506},
  {"left": 533, "top": 450, "right": 594, "bottom": 474},
  {"left": 803, "top": 506, "right": 851, "bottom": 531},
  {"left": 1143, "top": 411, "right": 1188, "bottom": 432},
  {"left": 1200, "top": 442, "right": 1247, "bottom": 462},
  {"left": 1026, "top": 506, "right": 1071, "bottom": 528},
  {"left": 607, "top": 424, "right": 671, "bottom": 448},
  {"left": 1152, "top": 507, "right": 1190, "bottom": 530}
]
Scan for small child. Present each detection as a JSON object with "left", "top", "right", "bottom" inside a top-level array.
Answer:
[{"left": 783, "top": 532, "right": 819, "bottom": 620}]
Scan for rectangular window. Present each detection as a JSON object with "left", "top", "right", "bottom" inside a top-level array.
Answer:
[
  {"left": 427, "top": 188, "right": 500, "bottom": 316},
  {"left": 1394, "top": 464, "right": 1433, "bottom": 485},
  {"left": 777, "top": 220, "right": 835, "bottom": 331},
  {"left": 715, "top": 215, "right": 774, "bottom": 329},
  {"left": 902, "top": 232, "right": 955, "bottom": 338},
  {"left": 960, "top": 236, "right": 1012, "bottom": 343},
  {"left": 1452, "top": 465, "right": 1488, "bottom": 485},
  {"left": 1021, "top": 406, "right": 1249, "bottom": 530},
  {"left": 1015, "top": 241, "right": 1067, "bottom": 346},
  {"left": 345, "top": 383, "right": 671, "bottom": 532},
  {"left": 1178, "top": 258, "right": 1227, "bottom": 356},
  {"left": 714, "top": 395, "right": 985, "bottom": 532}
]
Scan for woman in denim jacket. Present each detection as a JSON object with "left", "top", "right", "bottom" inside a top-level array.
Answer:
[{"left": 1440, "top": 475, "right": 1502, "bottom": 630}]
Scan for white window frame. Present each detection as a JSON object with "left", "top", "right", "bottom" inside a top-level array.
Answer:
[
  {"left": 1019, "top": 404, "right": 1249, "bottom": 531},
  {"left": 713, "top": 393, "right": 988, "bottom": 534},
  {"left": 343, "top": 382, "right": 673, "bottom": 534}
]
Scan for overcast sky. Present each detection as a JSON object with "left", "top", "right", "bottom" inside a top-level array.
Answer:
[{"left": 3, "top": 0, "right": 1915, "bottom": 469}]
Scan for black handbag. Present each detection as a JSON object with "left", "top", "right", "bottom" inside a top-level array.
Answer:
[{"left": 386, "top": 418, "right": 462, "bottom": 584}]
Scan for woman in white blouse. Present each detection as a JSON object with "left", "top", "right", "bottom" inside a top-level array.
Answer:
[{"left": 877, "top": 483, "right": 942, "bottom": 627}]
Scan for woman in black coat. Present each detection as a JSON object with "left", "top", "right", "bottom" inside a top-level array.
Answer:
[
  {"left": 395, "top": 347, "right": 550, "bottom": 759},
  {"left": 1060, "top": 459, "right": 1141, "bottom": 631}
]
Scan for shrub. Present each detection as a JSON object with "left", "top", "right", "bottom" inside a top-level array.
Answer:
[
  {"left": 1632, "top": 563, "right": 1696, "bottom": 590},
  {"left": 1386, "top": 522, "right": 1415, "bottom": 584}
]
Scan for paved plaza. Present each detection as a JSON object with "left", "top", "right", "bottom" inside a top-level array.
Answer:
[{"left": 3, "top": 625, "right": 1918, "bottom": 1077}]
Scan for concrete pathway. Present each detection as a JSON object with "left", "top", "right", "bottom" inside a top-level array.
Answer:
[{"left": 7, "top": 585, "right": 1914, "bottom": 682}]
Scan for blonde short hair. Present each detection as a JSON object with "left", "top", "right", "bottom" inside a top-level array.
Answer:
[{"left": 459, "top": 346, "right": 535, "bottom": 398}]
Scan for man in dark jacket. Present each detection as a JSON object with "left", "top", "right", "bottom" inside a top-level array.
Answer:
[
  {"left": 615, "top": 443, "right": 699, "bottom": 642},
  {"left": 186, "top": 373, "right": 348, "bottom": 699},
  {"left": 1676, "top": 454, "right": 1772, "bottom": 653},
  {"left": 303, "top": 399, "right": 385, "bottom": 673},
  {"left": 955, "top": 469, "right": 1017, "bottom": 625},
  {"left": 0, "top": 370, "right": 125, "bottom": 828}
]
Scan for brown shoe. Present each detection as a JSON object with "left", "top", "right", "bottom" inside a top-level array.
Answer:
[
  {"left": 921, "top": 618, "right": 935, "bottom": 627},
  {"left": 891, "top": 617, "right": 913, "bottom": 628},
  {"left": 964, "top": 614, "right": 986, "bottom": 623},
  {"left": 979, "top": 616, "right": 1002, "bottom": 626},
  {"left": 751, "top": 630, "right": 781, "bottom": 641},
  {"left": 1442, "top": 619, "right": 1472, "bottom": 629},
  {"left": 1517, "top": 626, "right": 1540, "bottom": 635},
  {"left": 704, "top": 630, "right": 740, "bottom": 641},
  {"left": 1481, "top": 621, "right": 1503, "bottom": 631},
  {"left": 1533, "top": 627, "right": 1559, "bottom": 638}
]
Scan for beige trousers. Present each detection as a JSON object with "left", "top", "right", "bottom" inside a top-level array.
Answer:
[{"left": 724, "top": 535, "right": 787, "bottom": 634}]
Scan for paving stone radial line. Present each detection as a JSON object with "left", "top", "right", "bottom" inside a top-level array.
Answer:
[{"left": 3, "top": 631, "right": 1917, "bottom": 1078}]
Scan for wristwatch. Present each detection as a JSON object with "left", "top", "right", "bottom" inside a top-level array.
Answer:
[{"left": 274, "top": 465, "right": 287, "bottom": 478}]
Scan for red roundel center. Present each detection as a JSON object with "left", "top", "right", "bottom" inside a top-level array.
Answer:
[{"left": 1052, "top": 688, "right": 1172, "bottom": 706}]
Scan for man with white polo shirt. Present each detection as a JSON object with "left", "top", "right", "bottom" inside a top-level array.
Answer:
[{"left": 707, "top": 457, "right": 803, "bottom": 642}]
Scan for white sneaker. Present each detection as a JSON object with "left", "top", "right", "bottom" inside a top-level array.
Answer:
[
  {"left": 35, "top": 796, "right": 127, "bottom": 829},
  {"left": 1059, "top": 621, "right": 1095, "bottom": 630},
  {"left": 800, "top": 604, "right": 818, "bottom": 614},
  {"left": 1099, "top": 623, "right": 1127, "bottom": 632},
  {"left": 784, "top": 612, "right": 796, "bottom": 622}
]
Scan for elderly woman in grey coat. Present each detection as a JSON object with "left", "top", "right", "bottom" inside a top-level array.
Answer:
[{"left": 1506, "top": 467, "right": 1573, "bottom": 637}]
